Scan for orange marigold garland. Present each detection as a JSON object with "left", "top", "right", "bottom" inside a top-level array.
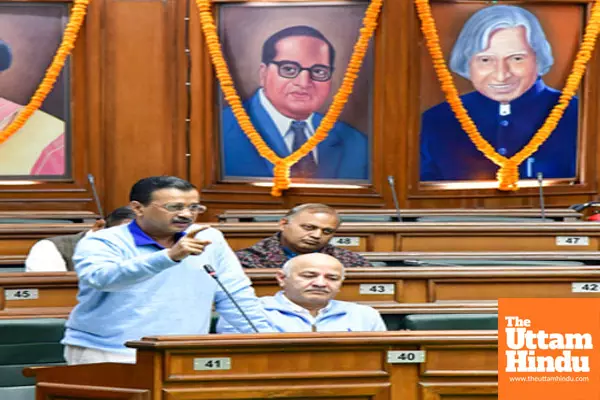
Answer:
[
  {"left": 415, "top": 0, "right": 600, "bottom": 190},
  {"left": 196, "top": 0, "right": 383, "bottom": 196},
  {"left": 0, "top": 0, "right": 91, "bottom": 145}
]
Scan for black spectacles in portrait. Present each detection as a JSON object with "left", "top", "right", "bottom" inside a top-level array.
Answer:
[{"left": 268, "top": 60, "right": 334, "bottom": 82}]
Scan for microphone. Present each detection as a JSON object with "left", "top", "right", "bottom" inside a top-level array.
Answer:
[
  {"left": 570, "top": 202, "right": 600, "bottom": 212},
  {"left": 203, "top": 264, "right": 259, "bottom": 333},
  {"left": 0, "top": 41, "right": 11, "bottom": 72},
  {"left": 387, "top": 175, "right": 402, "bottom": 222},
  {"left": 537, "top": 172, "right": 546, "bottom": 222},
  {"left": 87, "top": 174, "right": 105, "bottom": 218}
]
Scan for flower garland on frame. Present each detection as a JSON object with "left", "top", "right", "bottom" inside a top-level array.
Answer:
[
  {"left": 0, "top": 0, "right": 91, "bottom": 145},
  {"left": 415, "top": 0, "right": 600, "bottom": 191},
  {"left": 195, "top": 0, "right": 383, "bottom": 197}
]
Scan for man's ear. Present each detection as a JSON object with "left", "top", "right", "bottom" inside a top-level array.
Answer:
[
  {"left": 259, "top": 63, "right": 267, "bottom": 87},
  {"left": 275, "top": 270, "right": 286, "bottom": 287},
  {"left": 91, "top": 219, "right": 106, "bottom": 232},
  {"left": 278, "top": 217, "right": 289, "bottom": 232},
  {"left": 129, "top": 201, "right": 144, "bottom": 217}
]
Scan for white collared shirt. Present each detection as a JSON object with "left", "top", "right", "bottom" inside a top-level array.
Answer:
[
  {"left": 258, "top": 88, "right": 318, "bottom": 162},
  {"left": 499, "top": 103, "right": 511, "bottom": 116},
  {"left": 280, "top": 293, "right": 331, "bottom": 326},
  {"left": 25, "top": 230, "right": 93, "bottom": 272}
]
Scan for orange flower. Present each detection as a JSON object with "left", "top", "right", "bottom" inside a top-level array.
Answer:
[
  {"left": 0, "top": 0, "right": 90, "bottom": 145},
  {"left": 415, "top": 0, "right": 600, "bottom": 190},
  {"left": 195, "top": 0, "right": 383, "bottom": 196}
]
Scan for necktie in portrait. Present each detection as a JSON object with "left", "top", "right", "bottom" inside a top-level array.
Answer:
[{"left": 289, "top": 120, "right": 318, "bottom": 178}]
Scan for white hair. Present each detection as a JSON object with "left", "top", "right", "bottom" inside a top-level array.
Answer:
[
  {"left": 449, "top": 5, "right": 554, "bottom": 80},
  {"left": 281, "top": 256, "right": 346, "bottom": 279}
]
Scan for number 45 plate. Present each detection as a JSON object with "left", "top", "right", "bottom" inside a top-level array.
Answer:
[{"left": 387, "top": 350, "right": 426, "bottom": 364}]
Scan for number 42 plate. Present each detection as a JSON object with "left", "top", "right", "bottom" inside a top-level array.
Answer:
[{"left": 572, "top": 282, "right": 600, "bottom": 293}]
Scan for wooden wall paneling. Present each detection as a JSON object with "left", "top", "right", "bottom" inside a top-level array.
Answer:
[
  {"left": 188, "top": 0, "right": 394, "bottom": 222},
  {"left": 0, "top": 0, "right": 97, "bottom": 212},
  {"left": 406, "top": 1, "right": 599, "bottom": 209},
  {"left": 102, "top": 0, "right": 182, "bottom": 213},
  {"left": 3, "top": 0, "right": 600, "bottom": 218}
]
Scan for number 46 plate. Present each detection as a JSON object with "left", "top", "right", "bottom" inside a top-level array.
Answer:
[{"left": 387, "top": 350, "right": 426, "bottom": 364}]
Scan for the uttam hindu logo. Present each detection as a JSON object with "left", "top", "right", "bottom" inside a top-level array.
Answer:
[
  {"left": 498, "top": 298, "right": 600, "bottom": 400},
  {"left": 504, "top": 315, "right": 592, "bottom": 373}
]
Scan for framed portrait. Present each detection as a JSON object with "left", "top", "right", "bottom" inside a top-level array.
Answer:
[
  {"left": 413, "top": 3, "right": 589, "bottom": 192},
  {"left": 216, "top": 2, "right": 373, "bottom": 184},
  {"left": 0, "top": 3, "right": 71, "bottom": 180}
]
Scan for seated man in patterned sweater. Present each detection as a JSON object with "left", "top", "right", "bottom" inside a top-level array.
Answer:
[{"left": 236, "top": 203, "right": 371, "bottom": 268}]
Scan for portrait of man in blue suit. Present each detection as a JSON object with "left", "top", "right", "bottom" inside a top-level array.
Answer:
[
  {"left": 221, "top": 25, "right": 369, "bottom": 181},
  {"left": 420, "top": 5, "right": 578, "bottom": 182}
]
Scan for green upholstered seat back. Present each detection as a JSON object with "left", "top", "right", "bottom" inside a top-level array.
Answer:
[
  {"left": 0, "top": 318, "right": 66, "bottom": 391},
  {"left": 404, "top": 314, "right": 498, "bottom": 330}
]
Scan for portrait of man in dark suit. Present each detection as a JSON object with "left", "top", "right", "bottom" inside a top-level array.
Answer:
[
  {"left": 219, "top": 5, "right": 371, "bottom": 182},
  {"left": 420, "top": 5, "right": 578, "bottom": 182}
]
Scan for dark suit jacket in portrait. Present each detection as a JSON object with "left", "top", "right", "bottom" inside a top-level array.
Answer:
[
  {"left": 221, "top": 90, "right": 369, "bottom": 180},
  {"left": 420, "top": 79, "right": 578, "bottom": 181}
]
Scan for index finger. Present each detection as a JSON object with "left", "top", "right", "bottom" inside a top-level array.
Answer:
[{"left": 185, "top": 225, "right": 210, "bottom": 238}]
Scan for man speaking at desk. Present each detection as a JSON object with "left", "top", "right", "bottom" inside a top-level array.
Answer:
[{"left": 221, "top": 25, "right": 368, "bottom": 180}]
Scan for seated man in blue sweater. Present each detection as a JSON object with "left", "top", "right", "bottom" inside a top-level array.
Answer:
[
  {"left": 62, "top": 176, "right": 274, "bottom": 364},
  {"left": 218, "top": 253, "right": 386, "bottom": 333}
]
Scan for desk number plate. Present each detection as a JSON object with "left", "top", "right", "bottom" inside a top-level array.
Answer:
[
  {"left": 359, "top": 284, "right": 395, "bottom": 295},
  {"left": 572, "top": 282, "right": 600, "bottom": 293},
  {"left": 329, "top": 237, "right": 360, "bottom": 246},
  {"left": 5, "top": 289, "right": 39, "bottom": 300},
  {"left": 556, "top": 236, "right": 589, "bottom": 246},
  {"left": 387, "top": 350, "right": 426, "bottom": 364},
  {"left": 194, "top": 357, "right": 231, "bottom": 371}
]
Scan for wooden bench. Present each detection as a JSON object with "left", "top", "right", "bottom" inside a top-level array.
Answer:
[
  {"left": 219, "top": 207, "right": 581, "bottom": 222},
  {"left": 4, "top": 221, "right": 599, "bottom": 257},
  {"left": 0, "top": 223, "right": 93, "bottom": 258},
  {"left": 2, "top": 266, "right": 599, "bottom": 319},
  {"left": 0, "top": 211, "right": 98, "bottom": 224},
  {"left": 361, "top": 251, "right": 600, "bottom": 265},
  {"left": 216, "top": 221, "right": 600, "bottom": 252},
  {"left": 27, "top": 331, "right": 498, "bottom": 400},
  {"left": 4, "top": 251, "right": 600, "bottom": 269}
]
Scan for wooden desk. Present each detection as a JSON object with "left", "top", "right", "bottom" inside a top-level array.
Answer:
[
  {"left": 27, "top": 331, "right": 498, "bottom": 400},
  {"left": 0, "top": 211, "right": 98, "bottom": 223},
  {"left": 0, "top": 223, "right": 92, "bottom": 257},
  {"left": 3, "top": 221, "right": 599, "bottom": 257},
  {"left": 0, "top": 255, "right": 26, "bottom": 265},
  {"left": 247, "top": 267, "right": 600, "bottom": 311},
  {"left": 216, "top": 222, "right": 600, "bottom": 252},
  {"left": 362, "top": 251, "right": 600, "bottom": 264},
  {"left": 219, "top": 207, "right": 581, "bottom": 222},
  {"left": 0, "top": 273, "right": 77, "bottom": 319},
  {"left": 3, "top": 266, "right": 599, "bottom": 319}
]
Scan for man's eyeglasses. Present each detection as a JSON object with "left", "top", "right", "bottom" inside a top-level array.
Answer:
[
  {"left": 268, "top": 60, "right": 333, "bottom": 82},
  {"left": 152, "top": 203, "right": 207, "bottom": 213}
]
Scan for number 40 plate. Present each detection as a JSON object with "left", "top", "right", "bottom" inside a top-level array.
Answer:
[{"left": 387, "top": 350, "right": 426, "bottom": 364}]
